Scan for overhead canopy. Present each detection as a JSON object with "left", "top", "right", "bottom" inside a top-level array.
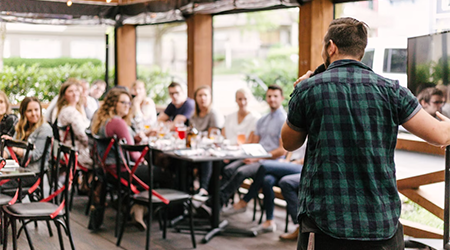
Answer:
[{"left": 0, "top": 0, "right": 361, "bottom": 26}]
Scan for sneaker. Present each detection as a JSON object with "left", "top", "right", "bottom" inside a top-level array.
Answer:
[
  {"left": 221, "top": 205, "right": 246, "bottom": 216},
  {"left": 250, "top": 223, "right": 277, "bottom": 234},
  {"left": 279, "top": 226, "right": 299, "bottom": 241}
]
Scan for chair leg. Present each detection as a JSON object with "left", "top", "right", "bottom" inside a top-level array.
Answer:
[
  {"left": 116, "top": 203, "right": 129, "bottom": 247},
  {"left": 3, "top": 214, "right": 8, "bottom": 250},
  {"left": 163, "top": 207, "right": 168, "bottom": 239},
  {"left": 187, "top": 200, "right": 196, "bottom": 249},
  {"left": 63, "top": 217, "right": 76, "bottom": 250},
  {"left": 54, "top": 220, "right": 65, "bottom": 250},
  {"left": 46, "top": 220, "right": 54, "bottom": 237},
  {"left": 11, "top": 218, "right": 17, "bottom": 250},
  {"left": 285, "top": 209, "right": 289, "bottom": 233},
  {"left": 145, "top": 202, "right": 152, "bottom": 250},
  {"left": 0, "top": 209, "right": 3, "bottom": 245},
  {"left": 258, "top": 197, "right": 264, "bottom": 224},
  {"left": 252, "top": 198, "right": 256, "bottom": 221},
  {"left": 21, "top": 221, "right": 35, "bottom": 250}
]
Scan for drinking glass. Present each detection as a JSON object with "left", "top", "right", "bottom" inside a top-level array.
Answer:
[
  {"left": 177, "top": 126, "right": 186, "bottom": 140},
  {"left": 237, "top": 133, "right": 246, "bottom": 145}
]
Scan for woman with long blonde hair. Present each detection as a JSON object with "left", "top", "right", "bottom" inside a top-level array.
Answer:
[{"left": 1, "top": 97, "right": 53, "bottom": 187}]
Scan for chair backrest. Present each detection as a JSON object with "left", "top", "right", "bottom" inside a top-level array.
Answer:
[
  {"left": 0, "top": 138, "right": 34, "bottom": 168},
  {"left": 120, "top": 143, "right": 152, "bottom": 191},
  {"left": 49, "top": 142, "right": 77, "bottom": 218},
  {"left": 57, "top": 124, "right": 75, "bottom": 147}
]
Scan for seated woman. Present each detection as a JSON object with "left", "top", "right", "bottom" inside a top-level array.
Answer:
[
  {"left": 0, "top": 91, "right": 18, "bottom": 137},
  {"left": 56, "top": 78, "right": 93, "bottom": 191},
  {"left": 190, "top": 86, "right": 224, "bottom": 196},
  {"left": 1, "top": 97, "right": 53, "bottom": 188},
  {"left": 222, "top": 88, "right": 260, "bottom": 145},
  {"left": 130, "top": 80, "right": 157, "bottom": 136},
  {"left": 91, "top": 88, "right": 148, "bottom": 230}
]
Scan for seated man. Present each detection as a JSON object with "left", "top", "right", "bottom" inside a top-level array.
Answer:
[
  {"left": 417, "top": 87, "right": 445, "bottom": 118},
  {"left": 219, "top": 85, "right": 286, "bottom": 210},
  {"left": 157, "top": 82, "right": 195, "bottom": 125},
  {"left": 223, "top": 143, "right": 306, "bottom": 235}
]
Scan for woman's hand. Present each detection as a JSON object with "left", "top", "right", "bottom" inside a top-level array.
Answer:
[{"left": 1, "top": 135, "right": 13, "bottom": 140}]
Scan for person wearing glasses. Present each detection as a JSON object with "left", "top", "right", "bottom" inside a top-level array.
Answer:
[
  {"left": 417, "top": 87, "right": 446, "bottom": 119},
  {"left": 157, "top": 82, "right": 195, "bottom": 125},
  {"left": 91, "top": 88, "right": 149, "bottom": 231}
]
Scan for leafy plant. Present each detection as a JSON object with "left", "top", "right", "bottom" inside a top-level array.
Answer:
[
  {"left": 4, "top": 57, "right": 102, "bottom": 68},
  {"left": 137, "top": 65, "right": 173, "bottom": 105},
  {"left": 243, "top": 54, "right": 298, "bottom": 108},
  {"left": 0, "top": 62, "right": 107, "bottom": 104}
]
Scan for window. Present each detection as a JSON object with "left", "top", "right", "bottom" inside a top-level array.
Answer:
[
  {"left": 361, "top": 49, "right": 374, "bottom": 69},
  {"left": 20, "top": 39, "right": 61, "bottom": 58},
  {"left": 383, "top": 48, "right": 407, "bottom": 73},
  {"left": 70, "top": 40, "right": 105, "bottom": 60}
]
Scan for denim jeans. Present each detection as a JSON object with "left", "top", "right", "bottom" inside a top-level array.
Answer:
[
  {"left": 243, "top": 160, "right": 302, "bottom": 221},
  {"left": 220, "top": 160, "right": 261, "bottom": 205}
]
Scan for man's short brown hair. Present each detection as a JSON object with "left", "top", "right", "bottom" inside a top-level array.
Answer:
[
  {"left": 417, "top": 87, "right": 444, "bottom": 104},
  {"left": 324, "top": 17, "right": 369, "bottom": 60}
]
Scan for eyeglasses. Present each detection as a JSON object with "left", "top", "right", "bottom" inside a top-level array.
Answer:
[
  {"left": 119, "top": 101, "right": 132, "bottom": 106},
  {"left": 431, "top": 101, "right": 445, "bottom": 105}
]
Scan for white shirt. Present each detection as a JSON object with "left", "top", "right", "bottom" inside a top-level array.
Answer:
[{"left": 223, "top": 111, "right": 260, "bottom": 145}]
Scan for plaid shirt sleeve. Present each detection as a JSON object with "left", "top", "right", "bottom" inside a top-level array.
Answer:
[
  {"left": 287, "top": 84, "right": 308, "bottom": 132},
  {"left": 396, "top": 84, "right": 421, "bottom": 124}
]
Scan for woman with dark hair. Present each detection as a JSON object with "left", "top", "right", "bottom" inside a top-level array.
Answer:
[
  {"left": 2, "top": 97, "right": 53, "bottom": 187},
  {"left": 91, "top": 88, "right": 148, "bottom": 230},
  {"left": 190, "top": 85, "right": 224, "bottom": 196},
  {"left": 0, "top": 91, "right": 18, "bottom": 137}
]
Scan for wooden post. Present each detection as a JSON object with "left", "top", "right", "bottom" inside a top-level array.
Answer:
[
  {"left": 298, "top": 0, "right": 334, "bottom": 76},
  {"left": 115, "top": 25, "right": 136, "bottom": 89},
  {"left": 186, "top": 14, "right": 213, "bottom": 99}
]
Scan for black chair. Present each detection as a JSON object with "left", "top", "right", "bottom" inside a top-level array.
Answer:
[
  {"left": 54, "top": 124, "right": 90, "bottom": 210},
  {"left": 116, "top": 143, "right": 196, "bottom": 249},
  {"left": 2, "top": 143, "right": 77, "bottom": 250}
]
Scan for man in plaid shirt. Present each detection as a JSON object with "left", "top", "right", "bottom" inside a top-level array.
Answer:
[{"left": 282, "top": 17, "right": 450, "bottom": 250}]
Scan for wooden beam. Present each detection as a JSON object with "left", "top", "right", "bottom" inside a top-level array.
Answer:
[
  {"left": 397, "top": 170, "right": 445, "bottom": 190},
  {"left": 396, "top": 136, "right": 445, "bottom": 156},
  {"left": 115, "top": 25, "right": 136, "bottom": 89},
  {"left": 400, "top": 219, "right": 443, "bottom": 239},
  {"left": 298, "top": 0, "right": 334, "bottom": 76},
  {"left": 400, "top": 188, "right": 444, "bottom": 220},
  {"left": 186, "top": 14, "right": 213, "bottom": 99}
]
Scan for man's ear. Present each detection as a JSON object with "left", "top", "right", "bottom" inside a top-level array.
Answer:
[
  {"left": 420, "top": 100, "right": 428, "bottom": 107},
  {"left": 328, "top": 40, "right": 338, "bottom": 57}
]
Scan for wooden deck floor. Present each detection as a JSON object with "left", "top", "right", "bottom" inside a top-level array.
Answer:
[{"left": 2, "top": 195, "right": 298, "bottom": 250}]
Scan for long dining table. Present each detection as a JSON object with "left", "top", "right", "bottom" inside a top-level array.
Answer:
[{"left": 151, "top": 144, "right": 271, "bottom": 243}]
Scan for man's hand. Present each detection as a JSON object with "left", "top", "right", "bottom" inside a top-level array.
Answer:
[
  {"left": 1, "top": 135, "right": 13, "bottom": 140},
  {"left": 294, "top": 70, "right": 313, "bottom": 88},
  {"left": 437, "top": 111, "right": 450, "bottom": 122}
]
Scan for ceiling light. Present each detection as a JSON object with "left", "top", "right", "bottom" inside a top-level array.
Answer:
[
  {"left": 67, "top": 0, "right": 72, "bottom": 6},
  {"left": 106, "top": 0, "right": 112, "bottom": 3}
]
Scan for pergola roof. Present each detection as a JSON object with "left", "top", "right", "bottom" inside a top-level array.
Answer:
[{"left": 0, "top": 0, "right": 359, "bottom": 26}]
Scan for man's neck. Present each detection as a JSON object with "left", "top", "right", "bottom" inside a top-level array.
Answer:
[
  {"left": 270, "top": 106, "right": 280, "bottom": 113},
  {"left": 173, "top": 98, "right": 187, "bottom": 108}
]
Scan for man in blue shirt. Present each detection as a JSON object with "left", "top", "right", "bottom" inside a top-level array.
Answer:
[
  {"left": 220, "top": 85, "right": 287, "bottom": 213},
  {"left": 157, "top": 82, "right": 195, "bottom": 124}
]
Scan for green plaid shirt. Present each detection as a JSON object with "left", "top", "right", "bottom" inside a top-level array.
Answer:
[{"left": 287, "top": 59, "right": 420, "bottom": 240}]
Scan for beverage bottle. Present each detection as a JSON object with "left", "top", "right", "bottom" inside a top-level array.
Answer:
[{"left": 186, "top": 126, "right": 199, "bottom": 148}]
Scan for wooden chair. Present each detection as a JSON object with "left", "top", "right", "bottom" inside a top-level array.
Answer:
[
  {"left": 116, "top": 143, "right": 196, "bottom": 249},
  {"left": 2, "top": 143, "right": 77, "bottom": 250}
]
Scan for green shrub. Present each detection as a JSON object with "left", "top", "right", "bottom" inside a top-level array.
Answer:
[
  {"left": 4, "top": 57, "right": 103, "bottom": 68},
  {"left": 137, "top": 66, "right": 173, "bottom": 105},
  {"left": 0, "top": 62, "right": 107, "bottom": 104},
  {"left": 244, "top": 58, "right": 298, "bottom": 108}
]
